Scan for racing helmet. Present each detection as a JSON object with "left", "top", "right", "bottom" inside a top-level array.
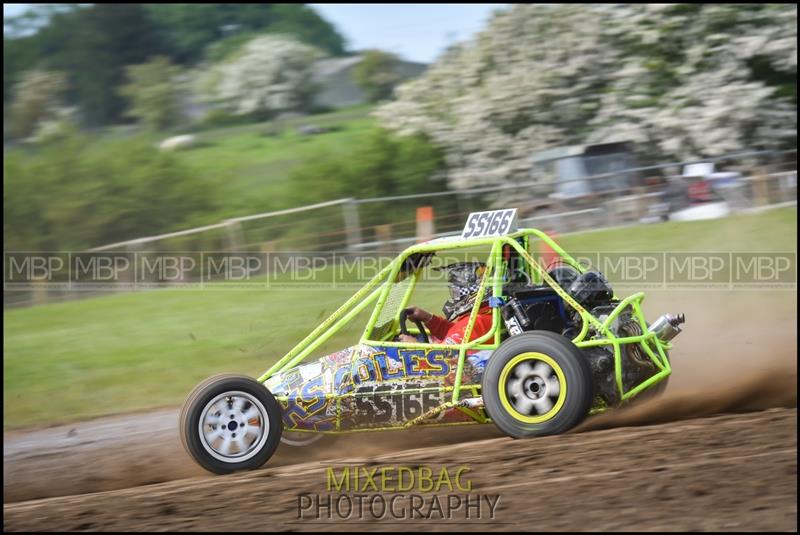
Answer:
[{"left": 438, "top": 262, "right": 489, "bottom": 321}]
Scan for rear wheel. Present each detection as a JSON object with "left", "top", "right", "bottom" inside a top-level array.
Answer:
[
  {"left": 180, "top": 374, "right": 282, "bottom": 474},
  {"left": 482, "top": 332, "right": 593, "bottom": 438}
]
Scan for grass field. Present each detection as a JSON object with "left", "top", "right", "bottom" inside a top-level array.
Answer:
[
  {"left": 170, "top": 105, "right": 376, "bottom": 213},
  {"left": 554, "top": 206, "right": 797, "bottom": 253},
  {"left": 3, "top": 207, "right": 796, "bottom": 429}
]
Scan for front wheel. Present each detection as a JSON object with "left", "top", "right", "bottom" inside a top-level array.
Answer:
[
  {"left": 180, "top": 374, "right": 283, "bottom": 474},
  {"left": 482, "top": 332, "right": 593, "bottom": 438}
]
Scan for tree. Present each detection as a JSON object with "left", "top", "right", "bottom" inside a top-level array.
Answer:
[
  {"left": 3, "top": 4, "right": 73, "bottom": 38},
  {"left": 204, "top": 35, "right": 323, "bottom": 117},
  {"left": 29, "top": 4, "right": 171, "bottom": 127},
  {"left": 352, "top": 50, "right": 404, "bottom": 103},
  {"left": 287, "top": 128, "right": 448, "bottom": 247},
  {"left": 119, "top": 57, "right": 183, "bottom": 131},
  {"left": 4, "top": 34, "right": 39, "bottom": 103},
  {"left": 586, "top": 4, "right": 797, "bottom": 160},
  {"left": 291, "top": 128, "right": 445, "bottom": 200},
  {"left": 7, "top": 69, "right": 70, "bottom": 140},
  {"left": 4, "top": 131, "right": 220, "bottom": 251},
  {"left": 145, "top": 4, "right": 346, "bottom": 64},
  {"left": 376, "top": 4, "right": 797, "bottom": 190},
  {"left": 3, "top": 4, "right": 348, "bottom": 127}
]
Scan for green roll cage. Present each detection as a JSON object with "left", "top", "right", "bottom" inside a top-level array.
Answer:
[{"left": 257, "top": 229, "right": 672, "bottom": 432}]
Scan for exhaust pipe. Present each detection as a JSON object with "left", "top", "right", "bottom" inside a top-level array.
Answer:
[
  {"left": 458, "top": 397, "right": 484, "bottom": 409},
  {"left": 649, "top": 313, "right": 685, "bottom": 342}
]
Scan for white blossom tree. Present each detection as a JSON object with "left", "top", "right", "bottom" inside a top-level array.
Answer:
[
  {"left": 376, "top": 4, "right": 797, "bottom": 189},
  {"left": 203, "top": 34, "right": 323, "bottom": 117},
  {"left": 588, "top": 4, "right": 797, "bottom": 161},
  {"left": 7, "top": 69, "right": 72, "bottom": 140}
]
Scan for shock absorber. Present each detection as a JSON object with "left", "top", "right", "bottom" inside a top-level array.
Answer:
[{"left": 502, "top": 297, "right": 530, "bottom": 336}]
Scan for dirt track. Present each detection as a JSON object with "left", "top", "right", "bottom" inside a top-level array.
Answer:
[
  {"left": 3, "top": 289, "right": 798, "bottom": 531},
  {"left": 4, "top": 409, "right": 797, "bottom": 531}
]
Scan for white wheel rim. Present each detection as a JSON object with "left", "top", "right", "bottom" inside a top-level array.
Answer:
[
  {"left": 198, "top": 391, "right": 270, "bottom": 463},
  {"left": 507, "top": 360, "right": 561, "bottom": 416}
]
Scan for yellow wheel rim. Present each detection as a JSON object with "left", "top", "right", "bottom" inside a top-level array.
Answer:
[{"left": 498, "top": 352, "right": 567, "bottom": 423}]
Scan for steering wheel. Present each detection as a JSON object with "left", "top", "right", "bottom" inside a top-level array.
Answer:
[{"left": 399, "top": 308, "right": 430, "bottom": 343}]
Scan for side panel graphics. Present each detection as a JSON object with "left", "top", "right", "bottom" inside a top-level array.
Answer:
[{"left": 265, "top": 344, "right": 491, "bottom": 430}]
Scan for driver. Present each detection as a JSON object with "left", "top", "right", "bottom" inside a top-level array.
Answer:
[{"left": 398, "top": 262, "right": 493, "bottom": 345}]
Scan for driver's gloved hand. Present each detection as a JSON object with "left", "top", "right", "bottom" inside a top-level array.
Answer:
[
  {"left": 405, "top": 306, "right": 433, "bottom": 323},
  {"left": 397, "top": 334, "right": 418, "bottom": 343}
]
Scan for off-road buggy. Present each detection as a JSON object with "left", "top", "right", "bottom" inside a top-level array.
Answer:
[{"left": 181, "top": 209, "right": 684, "bottom": 474}]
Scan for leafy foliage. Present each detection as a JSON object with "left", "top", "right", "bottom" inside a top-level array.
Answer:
[
  {"left": 7, "top": 69, "right": 70, "bottom": 140},
  {"left": 202, "top": 35, "right": 323, "bottom": 118},
  {"left": 289, "top": 128, "right": 446, "bottom": 201},
  {"left": 144, "top": 4, "right": 346, "bottom": 64},
  {"left": 25, "top": 4, "right": 171, "bottom": 127},
  {"left": 377, "top": 4, "right": 797, "bottom": 189},
  {"left": 352, "top": 49, "right": 404, "bottom": 103},
  {"left": 3, "top": 4, "right": 347, "bottom": 129},
  {"left": 4, "top": 131, "right": 220, "bottom": 251},
  {"left": 119, "top": 57, "right": 184, "bottom": 131},
  {"left": 288, "top": 128, "right": 449, "bottom": 241}
]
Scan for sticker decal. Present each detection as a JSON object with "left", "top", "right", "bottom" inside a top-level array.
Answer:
[{"left": 268, "top": 344, "right": 491, "bottom": 430}]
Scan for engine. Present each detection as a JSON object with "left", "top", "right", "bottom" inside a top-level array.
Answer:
[
  {"left": 567, "top": 270, "right": 614, "bottom": 308},
  {"left": 583, "top": 306, "right": 685, "bottom": 406},
  {"left": 501, "top": 266, "right": 685, "bottom": 407},
  {"left": 584, "top": 310, "right": 658, "bottom": 406}
]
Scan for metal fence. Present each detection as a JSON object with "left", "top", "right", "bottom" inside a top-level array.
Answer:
[
  {"left": 3, "top": 149, "right": 797, "bottom": 308},
  {"left": 85, "top": 148, "right": 799, "bottom": 254}
]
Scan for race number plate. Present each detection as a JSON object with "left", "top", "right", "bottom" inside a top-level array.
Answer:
[{"left": 461, "top": 209, "right": 517, "bottom": 239}]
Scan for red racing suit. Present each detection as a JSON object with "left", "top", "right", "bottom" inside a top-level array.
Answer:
[{"left": 426, "top": 305, "right": 494, "bottom": 345}]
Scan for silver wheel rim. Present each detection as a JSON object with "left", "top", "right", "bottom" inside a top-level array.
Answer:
[
  {"left": 199, "top": 391, "right": 270, "bottom": 463},
  {"left": 281, "top": 431, "right": 325, "bottom": 447},
  {"left": 507, "top": 360, "right": 562, "bottom": 416}
]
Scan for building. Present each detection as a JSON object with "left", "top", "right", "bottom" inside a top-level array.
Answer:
[
  {"left": 180, "top": 53, "right": 427, "bottom": 122},
  {"left": 311, "top": 54, "right": 427, "bottom": 109}
]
